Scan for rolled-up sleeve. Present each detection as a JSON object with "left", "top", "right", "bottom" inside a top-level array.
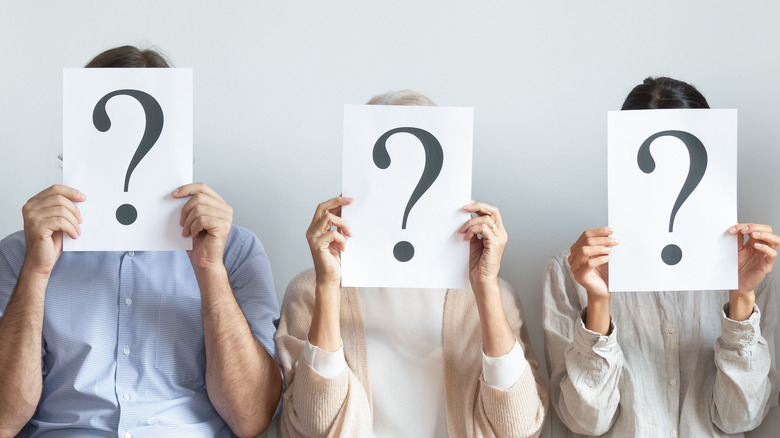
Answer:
[
  {"left": 710, "top": 276, "right": 779, "bottom": 433},
  {"left": 543, "top": 253, "right": 624, "bottom": 435}
]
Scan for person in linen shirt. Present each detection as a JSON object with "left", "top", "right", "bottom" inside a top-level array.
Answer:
[
  {"left": 543, "top": 76, "right": 779, "bottom": 438},
  {"left": 0, "top": 46, "right": 281, "bottom": 438},
  {"left": 276, "top": 91, "right": 548, "bottom": 437}
]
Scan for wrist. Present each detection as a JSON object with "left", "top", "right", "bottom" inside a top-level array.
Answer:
[
  {"left": 585, "top": 297, "right": 611, "bottom": 335},
  {"left": 728, "top": 290, "right": 755, "bottom": 321},
  {"left": 19, "top": 259, "right": 55, "bottom": 281},
  {"left": 471, "top": 275, "right": 499, "bottom": 293}
]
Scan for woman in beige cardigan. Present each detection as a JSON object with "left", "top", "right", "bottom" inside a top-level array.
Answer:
[{"left": 275, "top": 91, "right": 547, "bottom": 437}]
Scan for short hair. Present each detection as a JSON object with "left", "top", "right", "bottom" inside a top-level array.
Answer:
[
  {"left": 367, "top": 89, "right": 436, "bottom": 106},
  {"left": 621, "top": 76, "right": 709, "bottom": 110},
  {"left": 85, "top": 45, "right": 170, "bottom": 68}
]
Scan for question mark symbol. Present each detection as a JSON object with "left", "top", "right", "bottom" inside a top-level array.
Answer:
[
  {"left": 637, "top": 130, "right": 708, "bottom": 265},
  {"left": 373, "top": 127, "right": 444, "bottom": 262},
  {"left": 93, "top": 89, "right": 164, "bottom": 226}
]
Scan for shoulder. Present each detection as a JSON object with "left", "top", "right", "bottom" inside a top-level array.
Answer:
[
  {"left": 223, "top": 225, "right": 267, "bottom": 263},
  {"left": 545, "top": 250, "right": 571, "bottom": 275},
  {"left": 226, "top": 224, "right": 263, "bottom": 251}
]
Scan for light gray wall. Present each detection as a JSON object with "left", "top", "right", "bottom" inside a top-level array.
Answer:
[{"left": 1, "top": 1, "right": 778, "bottom": 436}]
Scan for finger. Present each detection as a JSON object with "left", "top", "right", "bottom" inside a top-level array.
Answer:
[
  {"left": 315, "top": 230, "right": 348, "bottom": 252},
  {"left": 182, "top": 206, "right": 232, "bottom": 237},
  {"left": 462, "top": 201, "right": 503, "bottom": 229},
  {"left": 748, "top": 231, "right": 780, "bottom": 249},
  {"left": 462, "top": 201, "right": 499, "bottom": 218},
  {"left": 730, "top": 223, "right": 773, "bottom": 234},
  {"left": 571, "top": 227, "right": 614, "bottom": 251},
  {"left": 580, "top": 245, "right": 613, "bottom": 258},
  {"left": 459, "top": 214, "right": 499, "bottom": 234},
  {"left": 172, "top": 182, "right": 224, "bottom": 202},
  {"left": 753, "top": 242, "right": 778, "bottom": 261},
  {"left": 24, "top": 197, "right": 84, "bottom": 226},
  {"left": 180, "top": 193, "right": 233, "bottom": 227},
  {"left": 27, "top": 184, "right": 86, "bottom": 204},
  {"left": 37, "top": 216, "right": 81, "bottom": 240},
  {"left": 308, "top": 197, "right": 355, "bottom": 236},
  {"left": 463, "top": 222, "right": 499, "bottom": 241},
  {"left": 571, "top": 234, "right": 618, "bottom": 254},
  {"left": 317, "top": 212, "right": 352, "bottom": 237}
]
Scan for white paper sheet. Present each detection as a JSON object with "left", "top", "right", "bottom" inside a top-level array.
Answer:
[
  {"left": 608, "top": 109, "right": 737, "bottom": 292},
  {"left": 63, "top": 68, "right": 192, "bottom": 251},
  {"left": 341, "top": 105, "right": 473, "bottom": 289}
]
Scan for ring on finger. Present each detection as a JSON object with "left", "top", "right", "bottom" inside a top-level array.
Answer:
[{"left": 491, "top": 222, "right": 497, "bottom": 230}]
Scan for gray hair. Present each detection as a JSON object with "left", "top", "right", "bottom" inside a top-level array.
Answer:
[{"left": 366, "top": 89, "right": 436, "bottom": 106}]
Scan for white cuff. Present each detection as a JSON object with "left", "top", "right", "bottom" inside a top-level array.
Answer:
[
  {"left": 482, "top": 339, "right": 527, "bottom": 391},
  {"left": 303, "top": 339, "right": 347, "bottom": 379}
]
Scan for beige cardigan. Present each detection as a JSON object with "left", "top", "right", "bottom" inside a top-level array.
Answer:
[{"left": 275, "top": 269, "right": 548, "bottom": 437}]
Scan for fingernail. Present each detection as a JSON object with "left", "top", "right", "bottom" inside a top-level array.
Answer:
[
  {"left": 605, "top": 248, "right": 612, "bottom": 253},
  {"left": 172, "top": 188, "right": 180, "bottom": 196},
  {"left": 728, "top": 227, "right": 737, "bottom": 234},
  {"left": 755, "top": 243, "right": 764, "bottom": 248},
  {"left": 742, "top": 226, "right": 750, "bottom": 232},
  {"left": 753, "top": 231, "right": 761, "bottom": 237}
]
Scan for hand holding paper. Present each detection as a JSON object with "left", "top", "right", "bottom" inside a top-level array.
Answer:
[
  {"left": 20, "top": 185, "right": 86, "bottom": 276},
  {"left": 306, "top": 196, "right": 354, "bottom": 289},
  {"left": 173, "top": 183, "right": 234, "bottom": 272},
  {"left": 460, "top": 201, "right": 507, "bottom": 289}
]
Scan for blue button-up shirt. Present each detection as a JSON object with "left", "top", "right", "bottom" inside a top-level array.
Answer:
[{"left": 0, "top": 225, "right": 279, "bottom": 437}]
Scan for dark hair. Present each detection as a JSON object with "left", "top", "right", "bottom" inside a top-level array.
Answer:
[
  {"left": 621, "top": 76, "right": 709, "bottom": 110},
  {"left": 85, "top": 45, "right": 170, "bottom": 68}
]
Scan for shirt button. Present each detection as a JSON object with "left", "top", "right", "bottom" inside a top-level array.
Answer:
[
  {"left": 669, "top": 378, "right": 677, "bottom": 386},
  {"left": 670, "top": 431, "right": 677, "bottom": 437},
  {"left": 125, "top": 432, "right": 132, "bottom": 438},
  {"left": 125, "top": 298, "right": 133, "bottom": 306},
  {"left": 667, "top": 327, "right": 677, "bottom": 334},
  {"left": 123, "top": 347, "right": 130, "bottom": 356},
  {"left": 122, "top": 392, "right": 130, "bottom": 400},
  {"left": 128, "top": 251, "right": 135, "bottom": 257}
]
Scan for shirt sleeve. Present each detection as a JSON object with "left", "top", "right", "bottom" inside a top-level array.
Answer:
[
  {"left": 304, "top": 339, "right": 347, "bottom": 379},
  {"left": 275, "top": 269, "right": 371, "bottom": 437},
  {"left": 542, "top": 252, "right": 623, "bottom": 436},
  {"left": 482, "top": 339, "right": 527, "bottom": 391},
  {"left": 222, "top": 225, "right": 280, "bottom": 359},
  {"left": 710, "top": 275, "right": 779, "bottom": 433},
  {"left": 471, "top": 278, "right": 548, "bottom": 437}
]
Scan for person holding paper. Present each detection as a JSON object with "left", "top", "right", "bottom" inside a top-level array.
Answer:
[
  {"left": 0, "top": 46, "right": 281, "bottom": 438},
  {"left": 275, "top": 91, "right": 547, "bottom": 437},
  {"left": 543, "top": 76, "right": 779, "bottom": 437}
]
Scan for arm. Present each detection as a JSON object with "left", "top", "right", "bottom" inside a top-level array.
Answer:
[
  {"left": 174, "top": 183, "right": 280, "bottom": 438},
  {"left": 275, "top": 197, "right": 371, "bottom": 437},
  {"left": 542, "top": 230, "right": 624, "bottom": 436},
  {"left": 460, "top": 202, "right": 547, "bottom": 437},
  {"left": 710, "top": 223, "right": 779, "bottom": 433},
  {"left": 0, "top": 185, "right": 84, "bottom": 436}
]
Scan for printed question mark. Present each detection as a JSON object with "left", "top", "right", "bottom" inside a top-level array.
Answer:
[
  {"left": 373, "top": 127, "right": 444, "bottom": 262},
  {"left": 93, "top": 89, "right": 164, "bottom": 226},
  {"left": 637, "top": 130, "right": 708, "bottom": 265}
]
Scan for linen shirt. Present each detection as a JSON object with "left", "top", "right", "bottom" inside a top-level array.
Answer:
[
  {"left": 0, "top": 225, "right": 279, "bottom": 438},
  {"left": 543, "top": 251, "right": 779, "bottom": 438}
]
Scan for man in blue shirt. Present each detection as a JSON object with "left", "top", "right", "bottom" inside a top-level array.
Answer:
[{"left": 0, "top": 46, "right": 281, "bottom": 438}]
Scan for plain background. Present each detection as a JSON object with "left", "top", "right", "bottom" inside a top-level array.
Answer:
[{"left": 1, "top": 2, "right": 778, "bottom": 436}]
